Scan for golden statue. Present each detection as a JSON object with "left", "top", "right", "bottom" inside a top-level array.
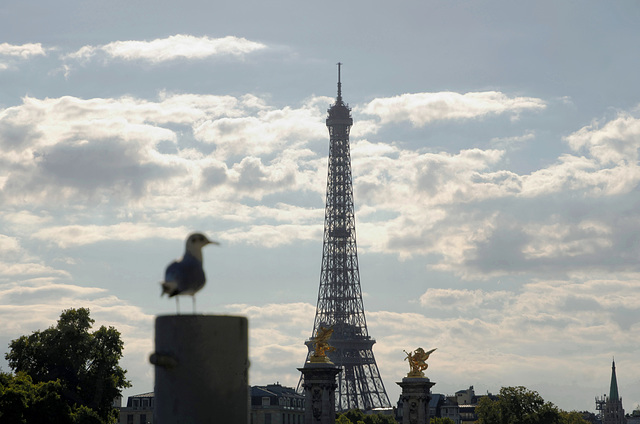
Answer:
[
  {"left": 403, "top": 347, "right": 436, "bottom": 378},
  {"left": 309, "top": 326, "right": 336, "bottom": 363}
]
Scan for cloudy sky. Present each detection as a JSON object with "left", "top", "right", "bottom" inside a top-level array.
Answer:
[{"left": 2, "top": 0, "right": 640, "bottom": 413}]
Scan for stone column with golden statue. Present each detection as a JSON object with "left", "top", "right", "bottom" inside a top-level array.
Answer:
[
  {"left": 298, "top": 326, "right": 342, "bottom": 424},
  {"left": 396, "top": 348, "right": 437, "bottom": 424}
]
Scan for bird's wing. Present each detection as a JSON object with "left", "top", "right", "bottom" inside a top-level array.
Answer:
[
  {"left": 181, "top": 257, "right": 206, "bottom": 295},
  {"left": 164, "top": 260, "right": 182, "bottom": 282},
  {"left": 162, "top": 260, "right": 184, "bottom": 297},
  {"left": 165, "top": 254, "right": 205, "bottom": 296}
]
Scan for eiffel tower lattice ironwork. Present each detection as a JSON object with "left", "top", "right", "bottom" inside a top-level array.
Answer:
[{"left": 299, "top": 63, "right": 392, "bottom": 411}]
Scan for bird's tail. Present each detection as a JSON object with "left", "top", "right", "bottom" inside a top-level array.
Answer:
[{"left": 161, "top": 281, "right": 178, "bottom": 297}]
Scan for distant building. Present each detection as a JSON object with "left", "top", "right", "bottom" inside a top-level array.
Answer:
[
  {"left": 112, "top": 395, "right": 123, "bottom": 408},
  {"left": 250, "top": 383, "right": 305, "bottom": 424},
  {"left": 456, "top": 386, "right": 480, "bottom": 424},
  {"left": 627, "top": 409, "right": 640, "bottom": 424},
  {"left": 428, "top": 394, "right": 446, "bottom": 420},
  {"left": 115, "top": 384, "right": 305, "bottom": 424},
  {"left": 440, "top": 396, "right": 460, "bottom": 424},
  {"left": 118, "top": 392, "right": 154, "bottom": 424},
  {"left": 596, "top": 360, "right": 626, "bottom": 424}
]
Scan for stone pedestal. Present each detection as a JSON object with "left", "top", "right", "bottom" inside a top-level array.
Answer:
[
  {"left": 396, "top": 377, "right": 436, "bottom": 424},
  {"left": 298, "top": 362, "right": 341, "bottom": 424},
  {"left": 151, "top": 315, "right": 249, "bottom": 424}
]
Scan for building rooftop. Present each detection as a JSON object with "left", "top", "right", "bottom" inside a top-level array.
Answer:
[{"left": 129, "top": 392, "right": 155, "bottom": 398}]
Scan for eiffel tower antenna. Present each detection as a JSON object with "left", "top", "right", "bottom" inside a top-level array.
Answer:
[
  {"left": 337, "top": 62, "right": 342, "bottom": 102},
  {"left": 299, "top": 63, "right": 392, "bottom": 411}
]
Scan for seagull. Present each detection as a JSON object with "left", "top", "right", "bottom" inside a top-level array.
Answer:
[{"left": 161, "top": 233, "right": 219, "bottom": 314}]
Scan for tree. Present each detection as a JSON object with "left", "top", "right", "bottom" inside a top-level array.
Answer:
[
  {"left": 430, "top": 418, "right": 455, "bottom": 424},
  {"left": 560, "top": 411, "right": 591, "bottom": 424},
  {"left": 476, "top": 386, "right": 563, "bottom": 424},
  {"left": 336, "top": 409, "right": 398, "bottom": 424},
  {"left": 5, "top": 308, "right": 130, "bottom": 423},
  {"left": 336, "top": 415, "right": 354, "bottom": 424},
  {"left": 574, "top": 411, "right": 599, "bottom": 424},
  {"left": 0, "top": 372, "right": 72, "bottom": 424}
]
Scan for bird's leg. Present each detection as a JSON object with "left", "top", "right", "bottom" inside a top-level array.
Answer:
[
  {"left": 176, "top": 297, "right": 180, "bottom": 315},
  {"left": 192, "top": 295, "right": 196, "bottom": 314}
]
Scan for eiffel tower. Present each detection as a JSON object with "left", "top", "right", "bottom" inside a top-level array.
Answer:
[{"left": 299, "top": 63, "right": 392, "bottom": 411}]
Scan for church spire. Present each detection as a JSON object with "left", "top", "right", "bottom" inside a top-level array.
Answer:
[
  {"left": 609, "top": 358, "right": 619, "bottom": 401},
  {"left": 596, "top": 359, "right": 626, "bottom": 424}
]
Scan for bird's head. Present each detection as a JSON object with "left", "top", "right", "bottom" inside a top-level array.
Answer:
[{"left": 185, "top": 232, "right": 220, "bottom": 261}]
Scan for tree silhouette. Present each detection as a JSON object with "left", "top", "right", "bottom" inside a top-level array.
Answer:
[{"left": 5, "top": 308, "right": 130, "bottom": 423}]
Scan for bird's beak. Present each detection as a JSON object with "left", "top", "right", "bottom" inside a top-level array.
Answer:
[{"left": 207, "top": 240, "right": 220, "bottom": 246}]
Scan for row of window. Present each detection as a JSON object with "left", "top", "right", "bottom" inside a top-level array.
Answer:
[
  {"left": 125, "top": 413, "right": 148, "bottom": 424},
  {"left": 129, "top": 398, "right": 154, "bottom": 409},
  {"left": 261, "top": 396, "right": 305, "bottom": 409},
  {"left": 256, "top": 412, "right": 304, "bottom": 424}
]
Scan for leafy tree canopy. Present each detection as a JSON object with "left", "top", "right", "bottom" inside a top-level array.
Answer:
[
  {"left": 476, "top": 386, "right": 589, "bottom": 424},
  {"left": 430, "top": 418, "right": 456, "bottom": 424},
  {"left": 0, "top": 372, "right": 72, "bottom": 424},
  {"left": 336, "top": 409, "right": 398, "bottom": 424},
  {"left": 5, "top": 308, "right": 130, "bottom": 423},
  {"left": 560, "top": 410, "right": 591, "bottom": 424},
  {"left": 574, "top": 411, "right": 599, "bottom": 424}
]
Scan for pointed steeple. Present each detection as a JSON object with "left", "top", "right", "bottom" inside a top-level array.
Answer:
[{"left": 609, "top": 358, "right": 619, "bottom": 401}]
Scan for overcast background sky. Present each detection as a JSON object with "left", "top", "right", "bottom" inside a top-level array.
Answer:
[{"left": 2, "top": 0, "right": 640, "bottom": 413}]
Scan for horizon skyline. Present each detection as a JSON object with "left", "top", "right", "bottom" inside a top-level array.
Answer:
[{"left": 2, "top": 0, "right": 640, "bottom": 413}]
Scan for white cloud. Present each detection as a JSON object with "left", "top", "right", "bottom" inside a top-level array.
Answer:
[
  {"left": 3, "top": 211, "right": 52, "bottom": 230},
  {"left": 0, "top": 233, "right": 67, "bottom": 278},
  {"left": 361, "top": 91, "right": 546, "bottom": 126},
  {"left": 0, "top": 42, "right": 47, "bottom": 71},
  {"left": 3, "top": 91, "right": 640, "bottom": 284},
  {"left": 209, "top": 278, "right": 640, "bottom": 412},
  {"left": 521, "top": 146, "right": 640, "bottom": 198},
  {"left": 345, "top": 106, "right": 640, "bottom": 279},
  {"left": 419, "top": 288, "right": 513, "bottom": 312},
  {"left": 521, "top": 220, "right": 612, "bottom": 259},
  {"left": 194, "top": 96, "right": 327, "bottom": 159},
  {"left": 0, "top": 93, "right": 327, "bottom": 208},
  {"left": 32, "top": 223, "right": 190, "bottom": 248},
  {"left": 352, "top": 141, "right": 510, "bottom": 209},
  {"left": 223, "top": 303, "right": 314, "bottom": 387},
  {"left": 66, "top": 34, "right": 266, "bottom": 63},
  {"left": 0, "top": 42, "right": 47, "bottom": 58},
  {"left": 0, "top": 234, "right": 21, "bottom": 255},
  {"left": 490, "top": 130, "right": 536, "bottom": 149},
  {"left": 565, "top": 112, "right": 640, "bottom": 165},
  {"left": 222, "top": 223, "right": 322, "bottom": 248},
  {"left": 0, "top": 262, "right": 69, "bottom": 278},
  {"left": 370, "top": 278, "right": 640, "bottom": 406}
]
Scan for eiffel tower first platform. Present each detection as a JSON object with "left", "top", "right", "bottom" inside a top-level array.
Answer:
[{"left": 298, "top": 64, "right": 392, "bottom": 412}]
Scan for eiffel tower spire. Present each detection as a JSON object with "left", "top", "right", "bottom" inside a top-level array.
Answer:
[{"left": 299, "top": 63, "right": 392, "bottom": 411}]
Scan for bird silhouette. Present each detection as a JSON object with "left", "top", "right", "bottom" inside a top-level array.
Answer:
[{"left": 161, "top": 233, "right": 219, "bottom": 314}]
